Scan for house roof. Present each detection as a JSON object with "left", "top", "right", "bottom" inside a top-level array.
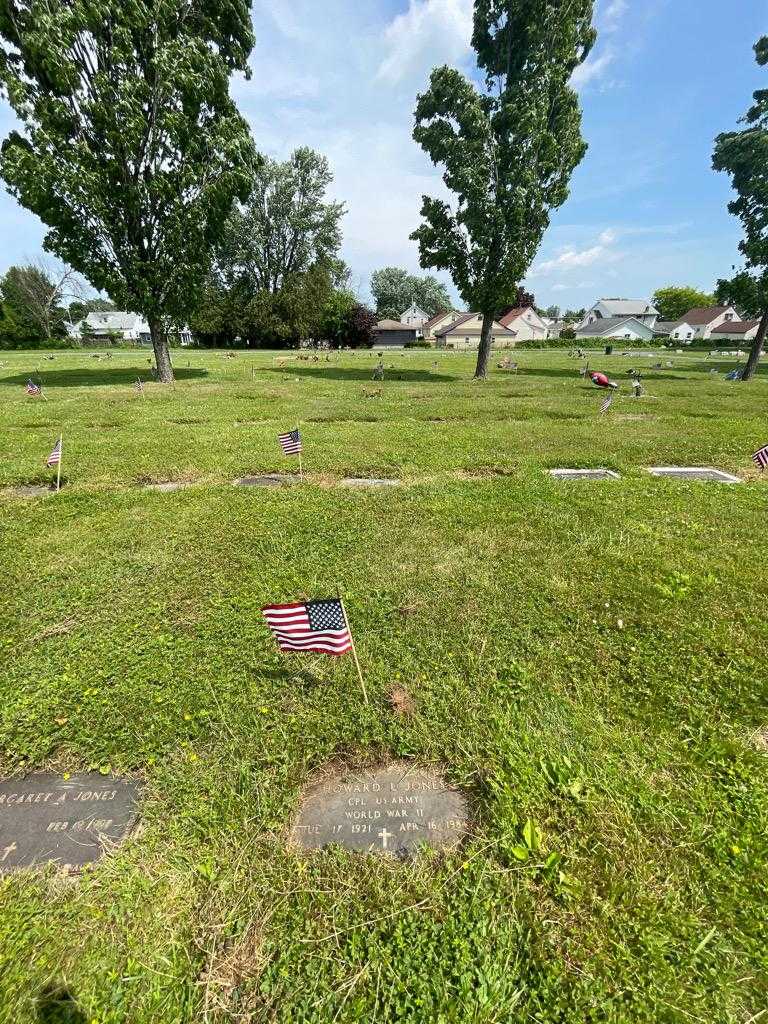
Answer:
[
  {"left": 498, "top": 306, "right": 529, "bottom": 328},
  {"left": 423, "top": 309, "right": 459, "bottom": 330},
  {"left": 374, "top": 319, "right": 417, "bottom": 332},
  {"left": 82, "top": 311, "right": 148, "bottom": 332},
  {"left": 681, "top": 306, "right": 735, "bottom": 325},
  {"left": 653, "top": 320, "right": 683, "bottom": 333},
  {"left": 712, "top": 319, "right": 760, "bottom": 334},
  {"left": 577, "top": 316, "right": 651, "bottom": 337},
  {"left": 594, "top": 299, "right": 659, "bottom": 317},
  {"left": 436, "top": 312, "right": 515, "bottom": 337}
]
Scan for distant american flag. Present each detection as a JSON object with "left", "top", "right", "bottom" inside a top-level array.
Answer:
[
  {"left": 262, "top": 599, "right": 352, "bottom": 656},
  {"left": 753, "top": 444, "right": 768, "bottom": 470},
  {"left": 600, "top": 393, "right": 613, "bottom": 414},
  {"left": 279, "top": 429, "right": 302, "bottom": 455},
  {"left": 134, "top": 378, "right": 144, "bottom": 393},
  {"left": 26, "top": 379, "right": 41, "bottom": 396},
  {"left": 46, "top": 438, "right": 62, "bottom": 467}
]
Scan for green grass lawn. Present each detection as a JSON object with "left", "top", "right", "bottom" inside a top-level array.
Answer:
[{"left": 1, "top": 347, "right": 767, "bottom": 1023}]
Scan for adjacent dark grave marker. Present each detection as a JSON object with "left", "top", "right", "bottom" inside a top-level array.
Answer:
[
  {"left": 291, "top": 763, "right": 469, "bottom": 857},
  {"left": 647, "top": 467, "right": 742, "bottom": 483},
  {"left": 549, "top": 468, "right": 619, "bottom": 481},
  {"left": 233, "top": 475, "right": 296, "bottom": 488},
  {"left": 0, "top": 773, "right": 139, "bottom": 873},
  {"left": 341, "top": 478, "right": 402, "bottom": 488}
]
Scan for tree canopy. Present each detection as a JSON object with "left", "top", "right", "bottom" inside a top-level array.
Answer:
[
  {"left": 0, "top": 264, "right": 68, "bottom": 348},
  {"left": 411, "top": 0, "right": 595, "bottom": 378},
  {"left": 0, "top": 0, "right": 258, "bottom": 380},
  {"left": 713, "top": 35, "right": 768, "bottom": 380},
  {"left": 714, "top": 270, "right": 767, "bottom": 321},
  {"left": 370, "top": 267, "right": 452, "bottom": 320},
  {"left": 652, "top": 286, "right": 715, "bottom": 322}
]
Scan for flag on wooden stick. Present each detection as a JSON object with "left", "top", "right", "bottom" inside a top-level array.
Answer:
[
  {"left": 134, "top": 378, "right": 144, "bottom": 394},
  {"left": 278, "top": 429, "right": 302, "bottom": 455},
  {"left": 46, "top": 437, "right": 62, "bottom": 467},
  {"left": 26, "top": 379, "right": 42, "bottom": 397},
  {"left": 262, "top": 599, "right": 352, "bottom": 656},
  {"left": 753, "top": 443, "right": 768, "bottom": 470},
  {"left": 600, "top": 393, "right": 614, "bottom": 415}
]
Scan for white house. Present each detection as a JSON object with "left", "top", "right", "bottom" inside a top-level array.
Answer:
[
  {"left": 709, "top": 319, "right": 761, "bottom": 342},
  {"left": 574, "top": 316, "right": 656, "bottom": 342},
  {"left": 399, "top": 303, "right": 430, "bottom": 331},
  {"left": 671, "top": 306, "right": 741, "bottom": 340},
  {"left": 580, "top": 299, "right": 659, "bottom": 330},
  {"left": 76, "top": 311, "right": 193, "bottom": 346},
  {"left": 498, "top": 305, "right": 549, "bottom": 341},
  {"left": 654, "top": 320, "right": 697, "bottom": 342},
  {"left": 422, "top": 310, "right": 465, "bottom": 342},
  {"left": 434, "top": 312, "right": 518, "bottom": 349}
]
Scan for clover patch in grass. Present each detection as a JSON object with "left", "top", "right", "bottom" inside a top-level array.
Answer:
[{"left": 291, "top": 762, "right": 469, "bottom": 857}]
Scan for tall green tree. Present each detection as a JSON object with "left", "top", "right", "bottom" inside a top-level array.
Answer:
[
  {"left": 221, "top": 148, "right": 345, "bottom": 295},
  {"left": 713, "top": 36, "right": 768, "bottom": 381},
  {"left": 0, "top": 0, "right": 258, "bottom": 382},
  {"left": 370, "top": 266, "right": 452, "bottom": 320},
  {"left": 0, "top": 264, "right": 68, "bottom": 348},
  {"left": 652, "top": 286, "right": 715, "bottom": 323},
  {"left": 411, "top": 0, "right": 595, "bottom": 378},
  {"left": 715, "top": 270, "right": 767, "bottom": 321}
]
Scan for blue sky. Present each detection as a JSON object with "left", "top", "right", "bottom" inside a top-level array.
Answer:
[{"left": 1, "top": 0, "right": 766, "bottom": 313}]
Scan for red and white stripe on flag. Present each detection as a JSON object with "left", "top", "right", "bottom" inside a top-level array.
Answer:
[
  {"left": 46, "top": 438, "right": 62, "bottom": 467},
  {"left": 753, "top": 444, "right": 768, "bottom": 470},
  {"left": 262, "top": 599, "right": 352, "bottom": 656}
]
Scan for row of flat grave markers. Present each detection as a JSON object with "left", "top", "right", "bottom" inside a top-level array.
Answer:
[{"left": 0, "top": 764, "right": 470, "bottom": 873}]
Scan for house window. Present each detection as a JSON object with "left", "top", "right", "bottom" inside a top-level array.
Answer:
[{"left": 724, "top": 313, "right": 734, "bottom": 321}]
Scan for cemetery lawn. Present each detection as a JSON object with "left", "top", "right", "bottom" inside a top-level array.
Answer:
[{"left": 1, "top": 347, "right": 767, "bottom": 1024}]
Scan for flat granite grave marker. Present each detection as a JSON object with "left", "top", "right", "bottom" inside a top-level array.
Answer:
[
  {"left": 0, "top": 773, "right": 139, "bottom": 873},
  {"left": 341, "top": 478, "right": 402, "bottom": 488},
  {"left": 647, "top": 467, "right": 742, "bottom": 483},
  {"left": 549, "top": 468, "right": 620, "bottom": 481},
  {"left": 291, "top": 763, "right": 469, "bottom": 857},
  {"left": 233, "top": 475, "right": 296, "bottom": 488}
]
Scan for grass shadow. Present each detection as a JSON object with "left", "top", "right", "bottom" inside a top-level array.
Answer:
[
  {"left": 37, "top": 985, "right": 87, "bottom": 1024},
  {"left": 2, "top": 367, "right": 208, "bottom": 388},
  {"left": 264, "top": 366, "right": 456, "bottom": 383}
]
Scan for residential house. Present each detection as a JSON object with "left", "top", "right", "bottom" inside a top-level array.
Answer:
[
  {"left": 399, "top": 303, "right": 430, "bottom": 332},
  {"left": 498, "top": 305, "right": 549, "bottom": 341},
  {"left": 422, "top": 310, "right": 465, "bottom": 342},
  {"left": 580, "top": 299, "right": 659, "bottom": 330},
  {"left": 75, "top": 311, "right": 193, "bottom": 346},
  {"left": 372, "top": 319, "right": 417, "bottom": 347},
  {"left": 574, "top": 317, "right": 656, "bottom": 342},
  {"left": 709, "top": 319, "right": 761, "bottom": 342},
  {"left": 653, "top": 320, "right": 696, "bottom": 342},
  {"left": 670, "top": 306, "right": 741, "bottom": 340},
  {"left": 434, "top": 312, "right": 517, "bottom": 349}
]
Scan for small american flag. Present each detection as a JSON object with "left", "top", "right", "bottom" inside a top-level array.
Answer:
[
  {"left": 262, "top": 599, "right": 352, "bottom": 656},
  {"left": 279, "top": 429, "right": 302, "bottom": 455},
  {"left": 753, "top": 444, "right": 768, "bottom": 471},
  {"left": 46, "top": 437, "right": 62, "bottom": 467},
  {"left": 134, "top": 378, "right": 144, "bottom": 393},
  {"left": 26, "top": 379, "right": 41, "bottom": 396},
  {"left": 600, "top": 393, "right": 613, "bottom": 414}
]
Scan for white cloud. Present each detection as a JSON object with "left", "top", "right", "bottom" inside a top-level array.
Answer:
[
  {"left": 531, "top": 229, "right": 622, "bottom": 276},
  {"left": 377, "top": 0, "right": 473, "bottom": 85},
  {"left": 603, "top": 0, "right": 628, "bottom": 31},
  {"left": 571, "top": 48, "right": 615, "bottom": 89}
]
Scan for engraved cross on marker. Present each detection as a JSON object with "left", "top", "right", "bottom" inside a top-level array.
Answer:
[{"left": 378, "top": 828, "right": 393, "bottom": 850}]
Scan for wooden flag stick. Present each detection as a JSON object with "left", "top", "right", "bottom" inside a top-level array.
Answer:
[
  {"left": 337, "top": 588, "right": 368, "bottom": 705},
  {"left": 56, "top": 435, "right": 63, "bottom": 493},
  {"left": 297, "top": 423, "right": 304, "bottom": 482}
]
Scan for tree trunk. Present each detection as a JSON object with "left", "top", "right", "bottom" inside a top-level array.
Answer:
[
  {"left": 474, "top": 310, "right": 495, "bottom": 379},
  {"left": 149, "top": 317, "right": 174, "bottom": 383},
  {"left": 740, "top": 309, "right": 768, "bottom": 382}
]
